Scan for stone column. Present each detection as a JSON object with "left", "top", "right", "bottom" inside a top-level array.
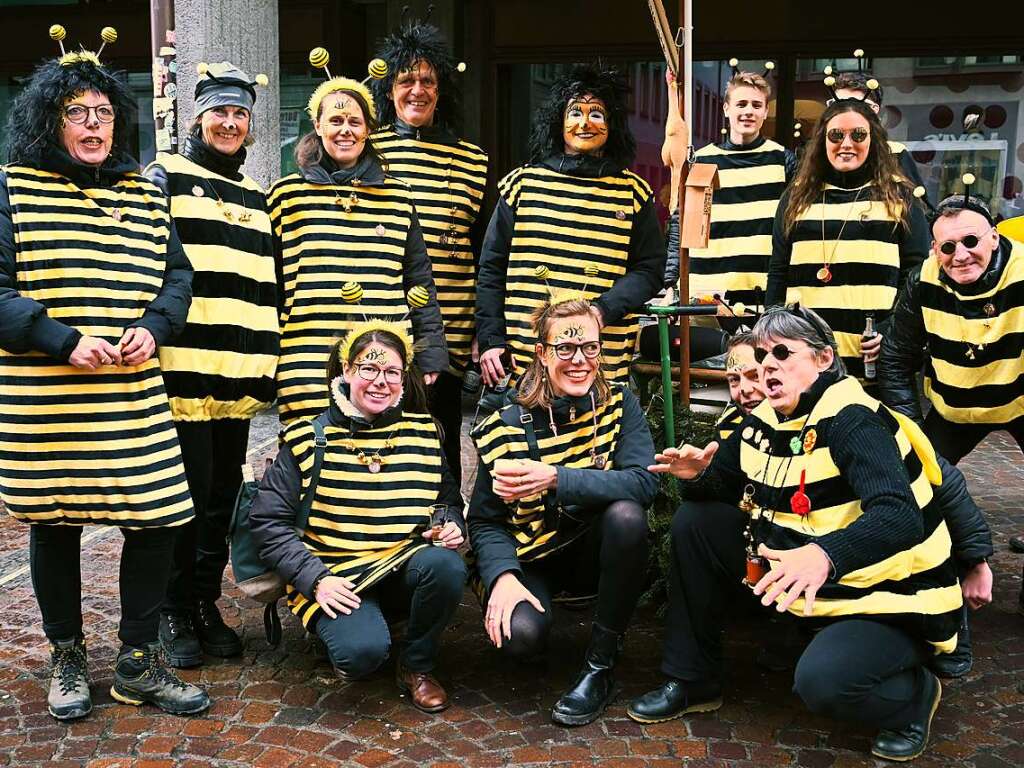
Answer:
[{"left": 174, "top": 0, "right": 280, "bottom": 188}]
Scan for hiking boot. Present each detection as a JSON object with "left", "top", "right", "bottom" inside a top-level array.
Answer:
[
  {"left": 193, "top": 599, "right": 242, "bottom": 658},
  {"left": 47, "top": 637, "right": 91, "bottom": 721},
  {"left": 110, "top": 643, "right": 210, "bottom": 715},
  {"left": 159, "top": 612, "right": 202, "bottom": 668}
]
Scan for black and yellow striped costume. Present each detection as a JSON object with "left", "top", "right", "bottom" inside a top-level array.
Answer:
[
  {"left": 769, "top": 173, "right": 929, "bottom": 379},
  {"left": 372, "top": 127, "right": 488, "bottom": 375},
  {"left": 919, "top": 239, "right": 1024, "bottom": 425},
  {"left": 477, "top": 158, "right": 665, "bottom": 383},
  {"left": 715, "top": 403, "right": 744, "bottom": 443},
  {"left": 739, "top": 376, "right": 961, "bottom": 651},
  {"left": 267, "top": 159, "right": 446, "bottom": 425},
  {"left": 280, "top": 409, "right": 443, "bottom": 628},
  {"left": 691, "top": 138, "right": 790, "bottom": 306},
  {"left": 0, "top": 165, "right": 192, "bottom": 528},
  {"left": 149, "top": 150, "right": 278, "bottom": 420}
]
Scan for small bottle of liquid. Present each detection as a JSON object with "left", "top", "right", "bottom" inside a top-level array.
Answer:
[{"left": 862, "top": 313, "right": 877, "bottom": 380}]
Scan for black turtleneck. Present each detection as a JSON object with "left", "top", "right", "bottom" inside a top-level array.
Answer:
[
  {"left": 299, "top": 151, "right": 385, "bottom": 187},
  {"left": 181, "top": 134, "right": 246, "bottom": 180},
  {"left": 719, "top": 135, "right": 767, "bottom": 152},
  {"left": 824, "top": 163, "right": 873, "bottom": 190},
  {"left": 30, "top": 141, "right": 139, "bottom": 189},
  {"left": 390, "top": 118, "right": 459, "bottom": 145},
  {"left": 540, "top": 152, "right": 624, "bottom": 179}
]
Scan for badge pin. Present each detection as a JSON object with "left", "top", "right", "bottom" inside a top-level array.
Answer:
[
  {"left": 614, "top": 210, "right": 626, "bottom": 220},
  {"left": 192, "top": 185, "right": 204, "bottom": 197},
  {"left": 375, "top": 224, "right": 386, "bottom": 236},
  {"left": 789, "top": 436, "right": 803, "bottom": 455},
  {"left": 803, "top": 429, "right": 817, "bottom": 454}
]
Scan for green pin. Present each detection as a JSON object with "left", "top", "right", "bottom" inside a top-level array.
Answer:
[{"left": 789, "top": 436, "right": 803, "bottom": 455}]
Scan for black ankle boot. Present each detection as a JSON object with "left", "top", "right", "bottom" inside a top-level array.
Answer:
[
  {"left": 159, "top": 612, "right": 202, "bottom": 669},
  {"left": 871, "top": 670, "right": 942, "bottom": 761},
  {"left": 551, "top": 623, "right": 621, "bottom": 726},
  {"left": 930, "top": 606, "right": 972, "bottom": 679},
  {"left": 627, "top": 678, "right": 723, "bottom": 723},
  {"left": 193, "top": 599, "right": 242, "bottom": 658}
]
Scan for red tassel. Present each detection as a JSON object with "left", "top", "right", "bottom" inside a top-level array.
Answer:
[{"left": 790, "top": 468, "right": 811, "bottom": 516}]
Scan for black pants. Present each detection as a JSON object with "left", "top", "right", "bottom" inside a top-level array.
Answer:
[
  {"left": 661, "top": 500, "right": 933, "bottom": 730},
  {"left": 165, "top": 418, "right": 250, "bottom": 612},
  {"left": 428, "top": 371, "right": 465, "bottom": 488},
  {"left": 924, "top": 410, "right": 1024, "bottom": 464},
  {"left": 498, "top": 500, "right": 649, "bottom": 659},
  {"left": 30, "top": 524, "right": 176, "bottom": 648},
  {"left": 314, "top": 546, "right": 467, "bottom": 677}
]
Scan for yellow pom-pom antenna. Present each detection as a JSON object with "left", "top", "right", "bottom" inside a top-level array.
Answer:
[
  {"left": 309, "top": 46, "right": 332, "bottom": 78},
  {"left": 794, "top": 130, "right": 801, "bottom": 138},
  {"left": 367, "top": 58, "right": 388, "bottom": 79},
  {"left": 824, "top": 76, "right": 836, "bottom": 88},
  {"left": 962, "top": 172, "right": 976, "bottom": 186},
  {"left": 196, "top": 62, "right": 209, "bottom": 76},
  {"left": 340, "top": 281, "right": 363, "bottom": 304},
  {"left": 97, "top": 26, "right": 117, "bottom": 57},
  {"left": 721, "top": 127, "right": 728, "bottom": 135},
  {"left": 534, "top": 265, "right": 550, "bottom": 280},
  {"left": 854, "top": 48, "right": 865, "bottom": 58},
  {"left": 728, "top": 57, "right": 739, "bottom": 68},
  {"left": 406, "top": 285, "right": 430, "bottom": 309},
  {"left": 794, "top": 122, "right": 802, "bottom": 130},
  {"left": 913, "top": 186, "right": 926, "bottom": 199},
  {"left": 866, "top": 78, "right": 879, "bottom": 91},
  {"left": 823, "top": 65, "right": 833, "bottom": 76},
  {"left": 764, "top": 61, "right": 775, "bottom": 71},
  {"left": 49, "top": 23, "right": 67, "bottom": 55},
  {"left": 456, "top": 62, "right": 467, "bottom": 73},
  {"left": 337, "top": 319, "right": 415, "bottom": 370},
  {"left": 255, "top": 73, "right": 269, "bottom": 87}
]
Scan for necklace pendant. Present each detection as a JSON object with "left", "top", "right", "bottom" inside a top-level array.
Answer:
[
  {"left": 238, "top": 212, "right": 252, "bottom": 223},
  {"left": 439, "top": 232, "right": 450, "bottom": 246},
  {"left": 816, "top": 266, "right": 832, "bottom": 283},
  {"left": 983, "top": 302, "right": 996, "bottom": 317},
  {"left": 192, "top": 185, "right": 204, "bottom": 197},
  {"left": 367, "top": 459, "right": 382, "bottom": 473},
  {"left": 739, "top": 483, "right": 756, "bottom": 513},
  {"left": 223, "top": 209, "right": 234, "bottom": 221},
  {"left": 111, "top": 209, "right": 122, "bottom": 221},
  {"left": 592, "top": 454, "right": 606, "bottom": 469},
  {"left": 790, "top": 490, "right": 811, "bottom": 516},
  {"left": 965, "top": 346, "right": 976, "bottom": 360}
]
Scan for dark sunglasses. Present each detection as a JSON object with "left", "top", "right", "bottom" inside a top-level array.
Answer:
[
  {"left": 937, "top": 228, "right": 992, "bottom": 256},
  {"left": 754, "top": 343, "right": 797, "bottom": 364},
  {"left": 826, "top": 127, "right": 869, "bottom": 144}
]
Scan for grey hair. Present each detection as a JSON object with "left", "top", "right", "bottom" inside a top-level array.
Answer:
[{"left": 752, "top": 305, "right": 846, "bottom": 377}]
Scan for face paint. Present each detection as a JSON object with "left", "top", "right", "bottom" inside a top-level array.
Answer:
[
  {"left": 536, "top": 312, "right": 602, "bottom": 398},
  {"left": 724, "top": 344, "right": 766, "bottom": 415},
  {"left": 552, "top": 321, "right": 586, "bottom": 342},
  {"left": 563, "top": 94, "right": 609, "bottom": 155},
  {"left": 344, "top": 344, "right": 404, "bottom": 417},
  {"left": 357, "top": 346, "right": 389, "bottom": 365},
  {"left": 314, "top": 92, "right": 368, "bottom": 169}
]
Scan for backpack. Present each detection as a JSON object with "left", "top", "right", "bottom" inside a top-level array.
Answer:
[{"left": 229, "top": 414, "right": 327, "bottom": 646}]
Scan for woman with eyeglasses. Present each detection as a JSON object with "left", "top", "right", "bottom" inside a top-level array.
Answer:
[
  {"left": 766, "top": 99, "right": 929, "bottom": 383},
  {"left": 250, "top": 322, "right": 466, "bottom": 712},
  {"left": 0, "top": 35, "right": 209, "bottom": 719},
  {"left": 628, "top": 304, "right": 962, "bottom": 761},
  {"left": 142, "top": 62, "right": 279, "bottom": 670},
  {"left": 468, "top": 295, "right": 658, "bottom": 726}
]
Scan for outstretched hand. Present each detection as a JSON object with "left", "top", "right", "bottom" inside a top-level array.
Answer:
[{"left": 648, "top": 441, "right": 719, "bottom": 479}]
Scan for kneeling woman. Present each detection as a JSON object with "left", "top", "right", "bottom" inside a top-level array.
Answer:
[
  {"left": 629, "top": 305, "right": 962, "bottom": 762},
  {"left": 469, "top": 296, "right": 658, "bottom": 726},
  {"left": 250, "top": 323, "right": 466, "bottom": 712}
]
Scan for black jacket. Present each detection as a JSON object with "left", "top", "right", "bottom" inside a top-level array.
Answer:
[
  {"left": 249, "top": 394, "right": 465, "bottom": 599},
  {"left": 145, "top": 132, "right": 248, "bottom": 194},
  {"left": 0, "top": 145, "right": 192, "bottom": 359},
  {"left": 467, "top": 385, "right": 658, "bottom": 592},
  {"left": 878, "top": 236, "right": 1012, "bottom": 422}
]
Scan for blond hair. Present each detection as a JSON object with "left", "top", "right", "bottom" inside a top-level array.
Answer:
[{"left": 725, "top": 72, "right": 771, "bottom": 102}]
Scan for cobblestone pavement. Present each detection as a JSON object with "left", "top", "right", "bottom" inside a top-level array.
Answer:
[{"left": 0, "top": 404, "right": 1021, "bottom": 767}]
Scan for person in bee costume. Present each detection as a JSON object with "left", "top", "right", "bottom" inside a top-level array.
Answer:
[
  {"left": 144, "top": 62, "right": 280, "bottom": 668},
  {"left": 267, "top": 48, "right": 447, "bottom": 426},
  {"left": 0, "top": 24, "right": 208, "bottom": 721},
  {"left": 370, "top": 17, "right": 488, "bottom": 486},
  {"left": 476, "top": 64, "right": 665, "bottom": 388}
]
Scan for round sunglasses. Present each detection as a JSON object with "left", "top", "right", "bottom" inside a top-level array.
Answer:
[
  {"left": 754, "top": 344, "right": 798, "bottom": 364},
  {"left": 936, "top": 228, "right": 993, "bottom": 256},
  {"left": 826, "top": 127, "right": 869, "bottom": 144}
]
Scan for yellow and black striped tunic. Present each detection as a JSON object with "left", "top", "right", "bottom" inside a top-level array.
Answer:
[
  {"left": 919, "top": 239, "right": 1024, "bottom": 425},
  {"left": 281, "top": 408, "right": 443, "bottom": 628},
  {"left": 691, "top": 139, "right": 788, "bottom": 305},
  {"left": 267, "top": 172, "right": 419, "bottom": 425},
  {"left": 0, "top": 166, "right": 193, "bottom": 528},
  {"left": 472, "top": 386, "right": 626, "bottom": 563},
  {"left": 372, "top": 128, "right": 488, "bottom": 375},
  {"left": 151, "top": 151, "right": 278, "bottom": 421},
  {"left": 495, "top": 166, "right": 654, "bottom": 382},
  {"left": 715, "top": 403, "right": 744, "bottom": 443},
  {"left": 739, "top": 376, "right": 961, "bottom": 651}
]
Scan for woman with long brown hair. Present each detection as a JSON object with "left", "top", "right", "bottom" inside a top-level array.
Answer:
[
  {"left": 766, "top": 99, "right": 929, "bottom": 382},
  {"left": 468, "top": 295, "right": 657, "bottom": 727}
]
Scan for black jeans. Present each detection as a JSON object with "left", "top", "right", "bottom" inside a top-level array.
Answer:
[
  {"left": 498, "top": 500, "right": 649, "bottom": 659},
  {"left": 314, "top": 545, "right": 467, "bottom": 677},
  {"left": 165, "top": 418, "right": 250, "bottom": 612},
  {"left": 428, "top": 371, "right": 465, "bottom": 488},
  {"left": 661, "top": 500, "right": 933, "bottom": 730},
  {"left": 30, "top": 524, "right": 176, "bottom": 647},
  {"left": 924, "top": 410, "right": 1024, "bottom": 464}
]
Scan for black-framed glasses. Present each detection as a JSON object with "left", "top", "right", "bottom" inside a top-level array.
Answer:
[
  {"left": 754, "top": 344, "right": 798, "bottom": 364},
  {"left": 826, "top": 127, "right": 869, "bottom": 144},
  {"left": 937, "top": 228, "right": 993, "bottom": 256},
  {"left": 64, "top": 104, "right": 116, "bottom": 125},
  {"left": 356, "top": 364, "right": 402, "bottom": 384},
  {"left": 544, "top": 341, "right": 602, "bottom": 360}
]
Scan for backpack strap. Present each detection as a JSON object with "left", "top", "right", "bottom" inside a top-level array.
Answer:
[{"left": 517, "top": 404, "right": 558, "bottom": 532}]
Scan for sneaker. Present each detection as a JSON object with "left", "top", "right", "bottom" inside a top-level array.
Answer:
[
  {"left": 159, "top": 612, "right": 203, "bottom": 668},
  {"left": 193, "top": 599, "right": 242, "bottom": 658},
  {"left": 47, "top": 637, "right": 91, "bottom": 721},
  {"left": 110, "top": 643, "right": 210, "bottom": 715}
]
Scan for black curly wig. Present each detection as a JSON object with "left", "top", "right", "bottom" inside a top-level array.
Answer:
[
  {"left": 528, "top": 64, "right": 636, "bottom": 168},
  {"left": 4, "top": 57, "right": 137, "bottom": 167},
  {"left": 371, "top": 21, "right": 461, "bottom": 132}
]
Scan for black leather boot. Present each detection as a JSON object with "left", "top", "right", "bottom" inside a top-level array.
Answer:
[
  {"left": 159, "top": 612, "right": 202, "bottom": 669},
  {"left": 193, "top": 599, "right": 242, "bottom": 658},
  {"left": 627, "top": 678, "right": 723, "bottom": 723},
  {"left": 871, "top": 669, "right": 941, "bottom": 761},
  {"left": 551, "top": 623, "right": 621, "bottom": 726},
  {"left": 930, "top": 605, "right": 972, "bottom": 679}
]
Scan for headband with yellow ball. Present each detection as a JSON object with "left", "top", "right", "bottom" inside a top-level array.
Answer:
[
  {"left": 916, "top": 172, "right": 995, "bottom": 227},
  {"left": 823, "top": 49, "right": 881, "bottom": 104},
  {"left": 306, "top": 47, "right": 390, "bottom": 120},
  {"left": 337, "top": 318, "right": 416, "bottom": 369},
  {"left": 49, "top": 23, "right": 117, "bottom": 68},
  {"left": 533, "top": 264, "right": 601, "bottom": 308},
  {"left": 336, "top": 282, "right": 432, "bottom": 367}
]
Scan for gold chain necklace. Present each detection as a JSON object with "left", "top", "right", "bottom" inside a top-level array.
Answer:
[
  {"left": 818, "top": 187, "right": 866, "bottom": 283},
  {"left": 194, "top": 179, "right": 250, "bottom": 223}
]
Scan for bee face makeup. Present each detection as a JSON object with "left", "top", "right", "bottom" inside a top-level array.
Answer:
[
  {"left": 536, "top": 311, "right": 602, "bottom": 398},
  {"left": 563, "top": 94, "right": 609, "bottom": 155},
  {"left": 344, "top": 343, "right": 404, "bottom": 417},
  {"left": 725, "top": 344, "right": 766, "bottom": 415},
  {"left": 315, "top": 92, "right": 369, "bottom": 168}
]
